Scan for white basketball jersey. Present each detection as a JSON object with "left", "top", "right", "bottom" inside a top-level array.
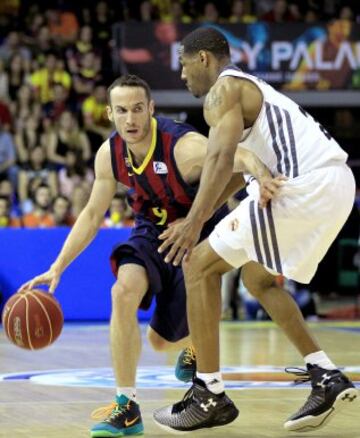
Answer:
[{"left": 219, "top": 67, "right": 348, "bottom": 178}]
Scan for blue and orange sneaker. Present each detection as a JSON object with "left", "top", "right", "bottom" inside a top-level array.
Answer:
[
  {"left": 90, "top": 394, "right": 144, "bottom": 437},
  {"left": 175, "top": 346, "right": 197, "bottom": 383}
]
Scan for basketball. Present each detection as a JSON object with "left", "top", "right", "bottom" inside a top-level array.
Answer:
[{"left": 1, "top": 289, "right": 64, "bottom": 350}]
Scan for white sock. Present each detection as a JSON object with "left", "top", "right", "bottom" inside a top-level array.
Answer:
[
  {"left": 116, "top": 387, "right": 137, "bottom": 402},
  {"left": 197, "top": 371, "right": 224, "bottom": 394},
  {"left": 304, "top": 350, "right": 337, "bottom": 370}
]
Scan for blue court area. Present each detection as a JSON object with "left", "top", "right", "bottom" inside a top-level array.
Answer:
[{"left": 0, "top": 228, "right": 155, "bottom": 321}]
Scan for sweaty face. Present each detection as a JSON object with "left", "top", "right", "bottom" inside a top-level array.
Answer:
[
  {"left": 108, "top": 86, "right": 153, "bottom": 144},
  {"left": 180, "top": 50, "right": 210, "bottom": 98}
]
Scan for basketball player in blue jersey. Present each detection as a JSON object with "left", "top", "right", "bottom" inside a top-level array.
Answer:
[
  {"left": 20, "top": 74, "right": 277, "bottom": 437},
  {"left": 154, "top": 28, "right": 358, "bottom": 433}
]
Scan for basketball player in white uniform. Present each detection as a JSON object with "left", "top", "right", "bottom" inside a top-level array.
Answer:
[{"left": 153, "top": 27, "right": 358, "bottom": 433}]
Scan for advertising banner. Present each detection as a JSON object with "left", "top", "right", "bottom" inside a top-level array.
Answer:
[{"left": 113, "top": 21, "right": 360, "bottom": 91}]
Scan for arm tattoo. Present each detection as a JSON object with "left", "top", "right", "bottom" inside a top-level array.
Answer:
[{"left": 204, "top": 90, "right": 223, "bottom": 111}]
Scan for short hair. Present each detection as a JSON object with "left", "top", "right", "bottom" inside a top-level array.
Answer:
[
  {"left": 181, "top": 27, "right": 230, "bottom": 59},
  {"left": 107, "top": 75, "right": 151, "bottom": 103}
]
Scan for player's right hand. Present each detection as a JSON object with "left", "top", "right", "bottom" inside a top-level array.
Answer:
[{"left": 18, "top": 269, "right": 61, "bottom": 294}]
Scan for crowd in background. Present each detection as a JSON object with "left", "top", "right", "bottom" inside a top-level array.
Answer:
[{"left": 0, "top": 0, "right": 359, "bottom": 228}]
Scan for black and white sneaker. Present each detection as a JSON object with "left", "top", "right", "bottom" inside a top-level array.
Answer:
[
  {"left": 284, "top": 364, "right": 358, "bottom": 432},
  {"left": 153, "top": 378, "right": 239, "bottom": 433}
]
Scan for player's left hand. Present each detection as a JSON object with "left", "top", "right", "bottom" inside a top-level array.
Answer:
[{"left": 158, "top": 218, "right": 203, "bottom": 266}]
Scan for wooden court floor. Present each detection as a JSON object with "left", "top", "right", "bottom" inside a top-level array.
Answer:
[{"left": 0, "top": 321, "right": 359, "bottom": 438}]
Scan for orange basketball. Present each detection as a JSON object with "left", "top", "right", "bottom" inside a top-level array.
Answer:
[{"left": 1, "top": 289, "right": 64, "bottom": 350}]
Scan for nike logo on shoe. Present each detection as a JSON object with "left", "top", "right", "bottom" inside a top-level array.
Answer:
[{"left": 125, "top": 416, "right": 139, "bottom": 427}]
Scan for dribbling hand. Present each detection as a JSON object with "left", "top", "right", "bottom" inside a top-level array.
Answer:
[{"left": 18, "top": 268, "right": 61, "bottom": 294}]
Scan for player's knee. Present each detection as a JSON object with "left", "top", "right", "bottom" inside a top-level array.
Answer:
[
  {"left": 111, "top": 282, "right": 141, "bottom": 312},
  {"left": 242, "top": 274, "right": 274, "bottom": 299},
  {"left": 147, "top": 329, "right": 169, "bottom": 351}
]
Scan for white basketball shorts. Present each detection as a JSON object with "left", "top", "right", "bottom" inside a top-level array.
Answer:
[{"left": 209, "top": 164, "right": 355, "bottom": 283}]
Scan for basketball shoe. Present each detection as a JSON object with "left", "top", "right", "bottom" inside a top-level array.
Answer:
[
  {"left": 284, "top": 364, "right": 358, "bottom": 432},
  {"left": 175, "top": 346, "right": 197, "bottom": 382},
  {"left": 153, "top": 377, "right": 239, "bottom": 433},
  {"left": 90, "top": 394, "right": 144, "bottom": 437}
]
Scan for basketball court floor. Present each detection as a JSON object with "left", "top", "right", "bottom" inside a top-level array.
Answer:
[{"left": 0, "top": 321, "right": 359, "bottom": 438}]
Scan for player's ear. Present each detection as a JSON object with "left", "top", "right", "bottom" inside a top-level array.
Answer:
[
  {"left": 107, "top": 105, "right": 113, "bottom": 122},
  {"left": 199, "top": 50, "right": 209, "bottom": 66},
  {"left": 149, "top": 99, "right": 155, "bottom": 116}
]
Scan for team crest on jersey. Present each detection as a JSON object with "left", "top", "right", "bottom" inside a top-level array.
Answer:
[{"left": 153, "top": 161, "right": 168, "bottom": 174}]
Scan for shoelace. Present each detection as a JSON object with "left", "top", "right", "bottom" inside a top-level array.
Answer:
[
  {"left": 285, "top": 367, "right": 311, "bottom": 385},
  {"left": 172, "top": 385, "right": 195, "bottom": 414},
  {"left": 91, "top": 401, "right": 129, "bottom": 421},
  {"left": 183, "top": 346, "right": 196, "bottom": 365}
]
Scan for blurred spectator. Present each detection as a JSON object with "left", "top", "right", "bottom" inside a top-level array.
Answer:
[
  {"left": 0, "top": 177, "right": 20, "bottom": 217},
  {"left": 42, "top": 83, "right": 71, "bottom": 120},
  {"left": 66, "top": 25, "right": 95, "bottom": 73},
  {"left": 262, "top": 0, "right": 296, "bottom": 22},
  {"left": 221, "top": 269, "right": 240, "bottom": 320},
  {"left": 10, "top": 84, "right": 41, "bottom": 130},
  {"left": 79, "top": 7, "right": 92, "bottom": 26},
  {"left": 201, "top": 2, "right": 222, "bottom": 23},
  {"left": 339, "top": 6, "right": 354, "bottom": 21},
  {"left": 14, "top": 115, "right": 42, "bottom": 166},
  {"left": 47, "top": 111, "right": 91, "bottom": 167},
  {"left": 52, "top": 194, "right": 74, "bottom": 226},
  {"left": 0, "top": 31, "right": 31, "bottom": 64},
  {"left": 8, "top": 53, "right": 30, "bottom": 101},
  {"left": 72, "top": 51, "right": 102, "bottom": 105},
  {"left": 139, "top": 1, "right": 159, "bottom": 22},
  {"left": 58, "top": 149, "right": 94, "bottom": 198},
  {"left": 82, "top": 83, "right": 111, "bottom": 149},
  {"left": 163, "top": 1, "right": 192, "bottom": 23},
  {"left": 27, "top": 11, "right": 46, "bottom": 40},
  {"left": 0, "top": 123, "right": 16, "bottom": 184},
  {"left": 103, "top": 193, "right": 135, "bottom": 228},
  {"left": 18, "top": 146, "right": 58, "bottom": 205},
  {"left": 31, "top": 25, "right": 53, "bottom": 65},
  {"left": 0, "top": 59, "right": 9, "bottom": 102},
  {"left": 0, "top": 178, "right": 13, "bottom": 198},
  {"left": 229, "top": 0, "right": 257, "bottom": 23},
  {"left": 150, "top": 0, "right": 171, "bottom": 20},
  {"left": 71, "top": 182, "right": 91, "bottom": 219},
  {"left": 288, "top": 1, "right": 303, "bottom": 20},
  {"left": 46, "top": 8, "right": 79, "bottom": 45},
  {"left": 0, "top": 195, "right": 21, "bottom": 227},
  {"left": 22, "top": 184, "right": 55, "bottom": 227},
  {"left": 30, "top": 52, "right": 72, "bottom": 105},
  {"left": 0, "top": 99, "right": 12, "bottom": 131},
  {"left": 304, "top": 8, "right": 320, "bottom": 22},
  {"left": 92, "top": 1, "right": 114, "bottom": 48}
]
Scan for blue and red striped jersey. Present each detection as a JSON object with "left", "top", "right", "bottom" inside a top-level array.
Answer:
[{"left": 109, "top": 116, "right": 199, "bottom": 226}]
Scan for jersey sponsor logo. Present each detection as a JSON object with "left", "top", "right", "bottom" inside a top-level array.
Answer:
[{"left": 153, "top": 161, "right": 168, "bottom": 174}]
